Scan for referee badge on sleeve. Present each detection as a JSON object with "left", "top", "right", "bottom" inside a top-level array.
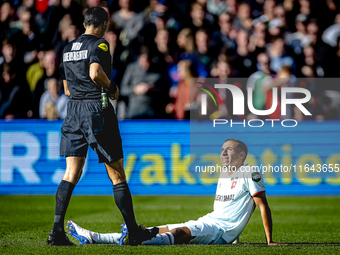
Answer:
[
  {"left": 252, "top": 172, "right": 261, "bottom": 182},
  {"left": 98, "top": 43, "right": 108, "bottom": 51}
]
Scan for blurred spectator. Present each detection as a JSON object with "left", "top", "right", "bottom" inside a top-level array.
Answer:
[
  {"left": 112, "top": 0, "right": 145, "bottom": 49},
  {"left": 60, "top": 0, "right": 83, "bottom": 28},
  {"left": 0, "top": 63, "right": 32, "bottom": 119},
  {"left": 306, "top": 19, "right": 321, "bottom": 47},
  {"left": 166, "top": 60, "right": 197, "bottom": 119},
  {"left": 151, "top": 28, "right": 173, "bottom": 73},
  {"left": 189, "top": 2, "right": 212, "bottom": 34},
  {"left": 283, "top": 0, "right": 299, "bottom": 31},
  {"left": 36, "top": 0, "right": 65, "bottom": 48},
  {"left": 273, "top": 4, "right": 287, "bottom": 28},
  {"left": 253, "top": 0, "right": 276, "bottom": 24},
  {"left": 232, "top": 29, "right": 257, "bottom": 77},
  {"left": 193, "top": 29, "right": 213, "bottom": 68},
  {"left": 33, "top": 50, "right": 59, "bottom": 117},
  {"left": 86, "top": 0, "right": 101, "bottom": 8},
  {"left": 211, "top": 12, "right": 237, "bottom": 56},
  {"left": 206, "top": 0, "right": 227, "bottom": 16},
  {"left": 104, "top": 22, "right": 125, "bottom": 86},
  {"left": 322, "top": 13, "right": 340, "bottom": 47},
  {"left": 0, "top": 38, "right": 25, "bottom": 79},
  {"left": 22, "top": 0, "right": 36, "bottom": 14},
  {"left": 144, "top": 0, "right": 168, "bottom": 22},
  {"left": 300, "top": 45, "right": 324, "bottom": 78},
  {"left": 324, "top": 36, "right": 340, "bottom": 77},
  {"left": 232, "top": 2, "right": 253, "bottom": 32},
  {"left": 214, "top": 60, "right": 233, "bottom": 118},
  {"left": 9, "top": 6, "right": 41, "bottom": 65},
  {"left": 285, "top": 14, "right": 311, "bottom": 56},
  {"left": 120, "top": 47, "right": 163, "bottom": 119},
  {"left": 26, "top": 49, "right": 45, "bottom": 93},
  {"left": 249, "top": 22, "right": 267, "bottom": 55},
  {"left": 265, "top": 66, "right": 293, "bottom": 119},
  {"left": 306, "top": 19, "right": 328, "bottom": 65},
  {"left": 226, "top": 0, "right": 238, "bottom": 15},
  {"left": 298, "top": 0, "right": 311, "bottom": 17},
  {"left": 176, "top": 28, "right": 195, "bottom": 56},
  {"left": 54, "top": 14, "right": 81, "bottom": 61},
  {"left": 267, "top": 35, "right": 296, "bottom": 75},
  {"left": 39, "top": 78, "right": 68, "bottom": 119},
  {"left": 246, "top": 52, "right": 274, "bottom": 115},
  {"left": 0, "top": 1, "right": 15, "bottom": 44}
]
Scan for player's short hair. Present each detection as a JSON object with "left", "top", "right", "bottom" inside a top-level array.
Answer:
[
  {"left": 225, "top": 139, "right": 248, "bottom": 159},
  {"left": 84, "top": 7, "right": 108, "bottom": 28}
]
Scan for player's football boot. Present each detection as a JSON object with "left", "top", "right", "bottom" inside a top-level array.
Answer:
[
  {"left": 67, "top": 220, "right": 93, "bottom": 244},
  {"left": 118, "top": 222, "right": 129, "bottom": 245},
  {"left": 118, "top": 222, "right": 159, "bottom": 246},
  {"left": 47, "top": 228, "right": 76, "bottom": 246},
  {"left": 232, "top": 237, "right": 239, "bottom": 244}
]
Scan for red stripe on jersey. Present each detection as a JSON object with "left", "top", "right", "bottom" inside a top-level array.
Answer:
[
  {"left": 252, "top": 191, "right": 265, "bottom": 197},
  {"left": 165, "top": 233, "right": 172, "bottom": 244}
]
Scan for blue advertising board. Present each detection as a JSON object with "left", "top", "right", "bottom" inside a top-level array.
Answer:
[{"left": 0, "top": 120, "right": 339, "bottom": 195}]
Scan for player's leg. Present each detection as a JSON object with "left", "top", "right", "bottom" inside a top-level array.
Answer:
[
  {"left": 54, "top": 156, "right": 85, "bottom": 231},
  {"left": 48, "top": 156, "right": 85, "bottom": 245},
  {"left": 67, "top": 220, "right": 121, "bottom": 244},
  {"left": 141, "top": 227, "right": 193, "bottom": 245},
  {"left": 105, "top": 159, "right": 141, "bottom": 239},
  {"left": 84, "top": 103, "right": 157, "bottom": 244},
  {"left": 142, "top": 217, "right": 223, "bottom": 245},
  {"left": 68, "top": 220, "right": 192, "bottom": 246}
]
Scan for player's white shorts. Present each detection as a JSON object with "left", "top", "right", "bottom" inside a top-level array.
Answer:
[{"left": 167, "top": 215, "right": 230, "bottom": 245}]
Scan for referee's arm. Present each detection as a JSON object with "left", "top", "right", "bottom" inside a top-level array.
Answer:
[
  {"left": 90, "top": 63, "right": 111, "bottom": 89},
  {"left": 63, "top": 80, "right": 70, "bottom": 96},
  {"left": 90, "top": 63, "right": 119, "bottom": 99}
]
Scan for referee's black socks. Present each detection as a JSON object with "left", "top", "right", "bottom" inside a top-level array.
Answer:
[
  {"left": 53, "top": 180, "right": 75, "bottom": 232},
  {"left": 113, "top": 181, "right": 138, "bottom": 234}
]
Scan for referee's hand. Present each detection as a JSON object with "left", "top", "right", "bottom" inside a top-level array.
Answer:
[{"left": 110, "top": 86, "right": 119, "bottom": 100}]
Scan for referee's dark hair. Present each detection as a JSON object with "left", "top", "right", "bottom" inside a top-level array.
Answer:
[
  {"left": 84, "top": 7, "right": 108, "bottom": 28},
  {"left": 225, "top": 138, "right": 248, "bottom": 159}
]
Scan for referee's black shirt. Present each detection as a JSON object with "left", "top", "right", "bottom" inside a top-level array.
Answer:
[{"left": 59, "top": 34, "right": 111, "bottom": 100}]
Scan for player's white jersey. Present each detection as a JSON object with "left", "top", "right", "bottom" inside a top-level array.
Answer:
[{"left": 207, "top": 164, "right": 265, "bottom": 243}]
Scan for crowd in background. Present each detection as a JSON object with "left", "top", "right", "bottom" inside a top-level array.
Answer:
[{"left": 1, "top": 0, "right": 340, "bottom": 120}]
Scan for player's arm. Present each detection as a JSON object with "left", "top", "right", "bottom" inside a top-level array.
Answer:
[
  {"left": 253, "top": 192, "right": 285, "bottom": 245},
  {"left": 60, "top": 61, "right": 71, "bottom": 97},
  {"left": 89, "top": 63, "right": 119, "bottom": 99},
  {"left": 63, "top": 80, "right": 70, "bottom": 96}
]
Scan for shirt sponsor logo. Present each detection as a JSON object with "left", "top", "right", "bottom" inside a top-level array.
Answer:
[
  {"left": 252, "top": 172, "right": 261, "bottom": 182},
  {"left": 98, "top": 43, "right": 108, "bottom": 51},
  {"left": 215, "top": 194, "right": 235, "bottom": 202},
  {"left": 63, "top": 50, "right": 88, "bottom": 62}
]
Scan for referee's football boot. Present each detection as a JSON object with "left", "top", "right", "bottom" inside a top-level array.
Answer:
[
  {"left": 47, "top": 228, "right": 76, "bottom": 246},
  {"left": 67, "top": 220, "right": 93, "bottom": 244},
  {"left": 118, "top": 222, "right": 159, "bottom": 246}
]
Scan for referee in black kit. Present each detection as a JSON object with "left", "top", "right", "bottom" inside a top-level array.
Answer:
[{"left": 47, "top": 7, "right": 157, "bottom": 246}]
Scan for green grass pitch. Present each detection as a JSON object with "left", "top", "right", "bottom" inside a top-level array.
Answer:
[{"left": 0, "top": 196, "right": 339, "bottom": 254}]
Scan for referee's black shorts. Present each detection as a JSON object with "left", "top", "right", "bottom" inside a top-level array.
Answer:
[{"left": 60, "top": 99, "right": 123, "bottom": 163}]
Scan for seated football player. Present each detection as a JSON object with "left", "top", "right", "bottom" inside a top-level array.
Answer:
[{"left": 67, "top": 139, "right": 285, "bottom": 246}]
